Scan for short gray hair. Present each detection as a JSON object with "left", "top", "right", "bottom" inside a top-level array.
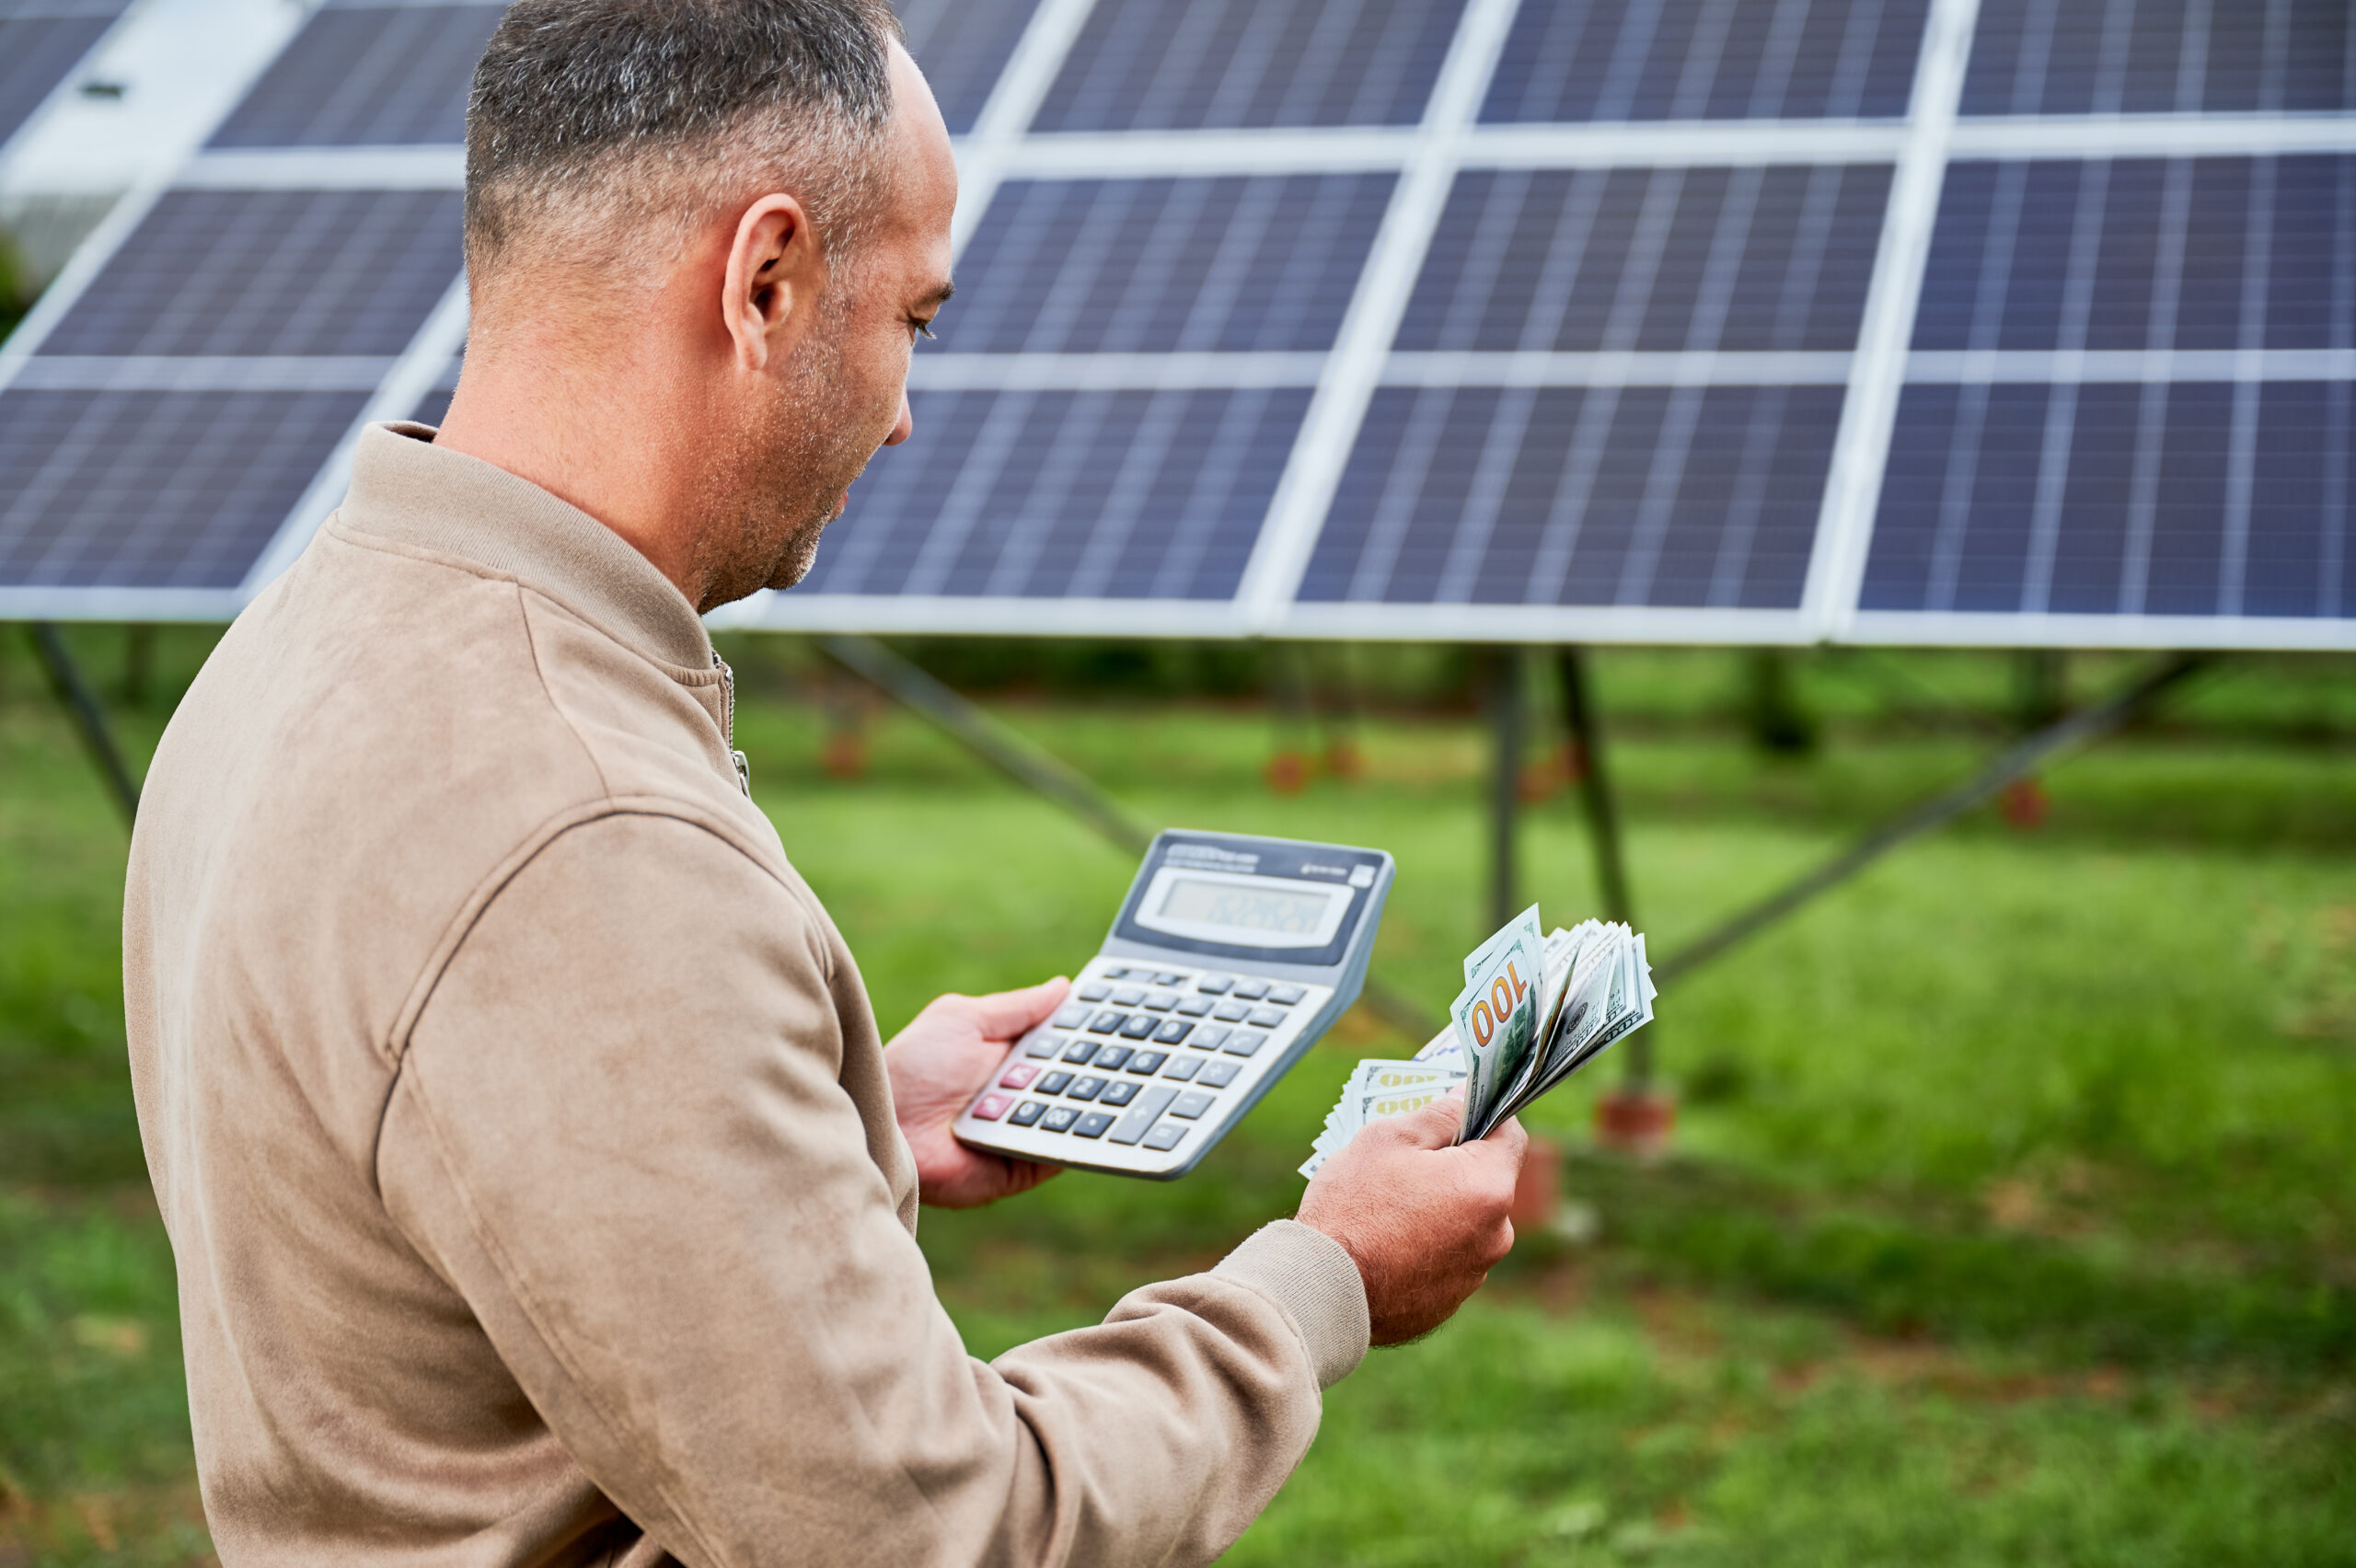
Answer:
[{"left": 465, "top": 0, "right": 905, "bottom": 283}]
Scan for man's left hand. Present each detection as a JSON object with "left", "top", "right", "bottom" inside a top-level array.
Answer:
[{"left": 885, "top": 976, "right": 1071, "bottom": 1208}]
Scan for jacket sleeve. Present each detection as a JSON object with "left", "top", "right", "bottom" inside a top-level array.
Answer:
[{"left": 375, "top": 809, "right": 1369, "bottom": 1568}]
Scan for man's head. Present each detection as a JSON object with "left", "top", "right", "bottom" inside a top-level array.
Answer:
[{"left": 449, "top": 0, "right": 956, "bottom": 610}]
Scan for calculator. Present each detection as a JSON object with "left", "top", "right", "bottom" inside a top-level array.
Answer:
[{"left": 953, "top": 829, "right": 1395, "bottom": 1180}]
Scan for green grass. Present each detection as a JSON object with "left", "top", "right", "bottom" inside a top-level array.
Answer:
[{"left": 2, "top": 629, "right": 2352, "bottom": 1564}]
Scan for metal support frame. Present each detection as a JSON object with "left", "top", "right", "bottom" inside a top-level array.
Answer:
[
  {"left": 819, "top": 632, "right": 1438, "bottom": 1040},
  {"left": 1556, "top": 646, "right": 1649, "bottom": 1088},
  {"left": 26, "top": 622, "right": 140, "bottom": 829},
  {"left": 1485, "top": 649, "right": 1524, "bottom": 929}
]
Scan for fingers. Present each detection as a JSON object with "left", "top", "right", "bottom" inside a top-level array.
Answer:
[
  {"left": 960, "top": 976, "right": 1072, "bottom": 1039},
  {"left": 1380, "top": 1089, "right": 1469, "bottom": 1150}
]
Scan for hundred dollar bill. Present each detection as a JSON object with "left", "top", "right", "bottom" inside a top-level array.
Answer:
[
  {"left": 1299, "top": 1060, "right": 1465, "bottom": 1177},
  {"left": 1452, "top": 924, "right": 1542, "bottom": 1142}
]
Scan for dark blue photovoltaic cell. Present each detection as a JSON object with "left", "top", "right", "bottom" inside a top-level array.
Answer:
[
  {"left": 1483, "top": 0, "right": 1930, "bottom": 123},
  {"left": 1862, "top": 381, "right": 2355, "bottom": 617},
  {"left": 208, "top": 5, "right": 500, "bottom": 147},
  {"left": 1034, "top": 0, "right": 1466, "bottom": 132},
  {"left": 1914, "top": 156, "right": 2356, "bottom": 352},
  {"left": 1297, "top": 384, "right": 1845, "bottom": 607},
  {"left": 0, "top": 388, "right": 367, "bottom": 588},
  {"left": 1397, "top": 165, "right": 1889, "bottom": 353},
  {"left": 40, "top": 189, "right": 462, "bottom": 358},
  {"left": 0, "top": 6, "right": 122, "bottom": 145},
  {"left": 897, "top": 0, "right": 1035, "bottom": 135},
  {"left": 1962, "top": 0, "right": 2354, "bottom": 116},
  {"left": 941, "top": 174, "right": 1394, "bottom": 353},
  {"left": 798, "top": 387, "right": 1309, "bottom": 600}
]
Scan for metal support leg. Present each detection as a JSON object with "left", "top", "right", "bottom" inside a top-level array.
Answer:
[
  {"left": 1558, "top": 647, "right": 1648, "bottom": 1089},
  {"left": 28, "top": 623, "right": 141, "bottom": 829},
  {"left": 1485, "top": 649, "right": 1524, "bottom": 929}
]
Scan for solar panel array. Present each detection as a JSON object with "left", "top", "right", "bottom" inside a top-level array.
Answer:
[
  {"left": 1, "top": 0, "right": 2350, "bottom": 647},
  {"left": 0, "top": 0, "right": 131, "bottom": 150}
]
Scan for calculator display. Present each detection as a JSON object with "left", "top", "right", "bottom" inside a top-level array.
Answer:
[{"left": 1157, "top": 878, "right": 1332, "bottom": 935}]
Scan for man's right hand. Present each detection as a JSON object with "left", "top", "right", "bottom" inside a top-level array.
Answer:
[{"left": 1295, "top": 1090, "right": 1526, "bottom": 1344}]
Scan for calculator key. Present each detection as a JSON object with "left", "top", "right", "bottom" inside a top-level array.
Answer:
[
  {"left": 1248, "top": 1007, "right": 1287, "bottom": 1029},
  {"left": 1197, "top": 1060, "right": 1241, "bottom": 1088},
  {"left": 1101, "top": 966, "right": 1132, "bottom": 979},
  {"left": 1073, "top": 1112, "right": 1115, "bottom": 1138},
  {"left": 1025, "top": 1031, "right": 1065, "bottom": 1059},
  {"left": 1152, "top": 1019, "right": 1194, "bottom": 1045},
  {"left": 1143, "top": 1122, "right": 1189, "bottom": 1152},
  {"left": 1051, "top": 1004, "right": 1090, "bottom": 1029},
  {"left": 1195, "top": 974, "right": 1234, "bottom": 994},
  {"left": 1212, "top": 1001, "right": 1251, "bottom": 1022},
  {"left": 1232, "top": 978, "right": 1270, "bottom": 1000},
  {"left": 1119, "top": 1015, "right": 1159, "bottom": 1040},
  {"left": 1041, "top": 1106, "right": 1080, "bottom": 1132},
  {"left": 1175, "top": 996, "right": 1214, "bottom": 1017},
  {"left": 1063, "top": 1039, "right": 1100, "bottom": 1065},
  {"left": 1222, "top": 1031, "right": 1267, "bottom": 1057},
  {"left": 1267, "top": 983, "right": 1307, "bottom": 1005},
  {"left": 1126, "top": 1051, "right": 1167, "bottom": 1075},
  {"left": 999, "top": 1063, "right": 1041, "bottom": 1090},
  {"left": 1106, "top": 1087, "right": 1178, "bottom": 1144},
  {"left": 1038, "top": 1071, "right": 1073, "bottom": 1095},
  {"left": 971, "top": 1093, "right": 1012, "bottom": 1121},
  {"left": 1144, "top": 991, "right": 1180, "bottom": 1011},
  {"left": 1161, "top": 1055, "right": 1203, "bottom": 1081},
  {"left": 1153, "top": 971, "right": 1185, "bottom": 986},
  {"left": 1092, "top": 1044, "right": 1133, "bottom": 1071},
  {"left": 1009, "top": 1101, "right": 1046, "bottom": 1127},
  {"left": 1099, "top": 1080, "right": 1140, "bottom": 1107},
  {"left": 1076, "top": 983, "right": 1111, "bottom": 1002},
  {"left": 1168, "top": 1091, "right": 1215, "bottom": 1121},
  {"left": 1067, "top": 1076, "right": 1105, "bottom": 1101},
  {"left": 1191, "top": 1026, "right": 1231, "bottom": 1051},
  {"left": 1087, "top": 1010, "right": 1125, "bottom": 1033},
  {"left": 1111, "top": 986, "right": 1147, "bottom": 1006}
]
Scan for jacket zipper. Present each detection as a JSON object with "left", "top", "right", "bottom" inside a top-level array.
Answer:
[{"left": 713, "top": 651, "right": 752, "bottom": 796}]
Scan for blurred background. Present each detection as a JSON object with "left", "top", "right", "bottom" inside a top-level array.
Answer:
[{"left": 2, "top": 0, "right": 2352, "bottom": 1563}]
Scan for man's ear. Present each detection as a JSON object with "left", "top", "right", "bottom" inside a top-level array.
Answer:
[{"left": 721, "top": 193, "right": 827, "bottom": 373}]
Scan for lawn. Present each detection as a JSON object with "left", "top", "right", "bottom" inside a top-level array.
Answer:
[{"left": 2, "top": 631, "right": 2352, "bottom": 1565}]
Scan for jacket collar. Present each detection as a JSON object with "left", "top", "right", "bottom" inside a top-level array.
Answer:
[{"left": 334, "top": 422, "right": 714, "bottom": 672}]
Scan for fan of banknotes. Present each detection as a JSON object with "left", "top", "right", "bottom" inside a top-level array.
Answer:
[{"left": 1300, "top": 906, "right": 1655, "bottom": 1178}]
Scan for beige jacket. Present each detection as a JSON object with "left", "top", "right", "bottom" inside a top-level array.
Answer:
[{"left": 123, "top": 423, "right": 1369, "bottom": 1568}]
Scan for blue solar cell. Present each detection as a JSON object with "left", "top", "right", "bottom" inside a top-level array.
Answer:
[
  {"left": 1482, "top": 0, "right": 1930, "bottom": 124},
  {"left": 208, "top": 4, "right": 499, "bottom": 147},
  {"left": 1298, "top": 384, "right": 1844, "bottom": 608},
  {"left": 1913, "top": 156, "right": 2356, "bottom": 353},
  {"left": 896, "top": 0, "right": 1035, "bottom": 135},
  {"left": 39, "top": 189, "right": 462, "bottom": 358},
  {"left": 0, "top": 5, "right": 123, "bottom": 146},
  {"left": 797, "top": 387, "right": 1310, "bottom": 601},
  {"left": 1961, "top": 0, "right": 2354, "bottom": 116},
  {"left": 1398, "top": 164, "right": 1889, "bottom": 353},
  {"left": 941, "top": 174, "right": 1394, "bottom": 353},
  {"left": 1863, "top": 379, "right": 2354, "bottom": 618},
  {"left": 1034, "top": 0, "right": 1466, "bottom": 132},
  {"left": 0, "top": 388, "right": 365, "bottom": 589}
]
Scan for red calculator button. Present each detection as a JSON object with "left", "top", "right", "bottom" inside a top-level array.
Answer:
[
  {"left": 999, "top": 1064, "right": 1041, "bottom": 1090},
  {"left": 971, "top": 1093, "right": 1012, "bottom": 1121}
]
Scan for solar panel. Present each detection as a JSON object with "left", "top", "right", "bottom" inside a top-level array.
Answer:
[
  {"left": 1960, "top": 0, "right": 2355, "bottom": 117},
  {"left": 0, "top": 0, "right": 128, "bottom": 147},
  {"left": 207, "top": 3, "right": 499, "bottom": 148},
  {"left": 897, "top": 0, "right": 1038, "bottom": 135}
]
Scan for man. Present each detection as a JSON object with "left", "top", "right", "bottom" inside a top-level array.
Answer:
[{"left": 123, "top": 2, "right": 1527, "bottom": 1563}]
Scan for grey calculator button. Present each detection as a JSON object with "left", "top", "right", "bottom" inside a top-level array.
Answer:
[
  {"left": 1111, "top": 986, "right": 1147, "bottom": 1006},
  {"left": 1100, "top": 1080, "right": 1140, "bottom": 1107},
  {"left": 1152, "top": 1018, "right": 1193, "bottom": 1045},
  {"left": 1175, "top": 996, "right": 1214, "bottom": 1017},
  {"left": 1092, "top": 1044, "right": 1133, "bottom": 1071},
  {"left": 1076, "top": 983, "right": 1110, "bottom": 1002},
  {"left": 1073, "top": 1112, "right": 1115, "bottom": 1138},
  {"left": 1127, "top": 1050, "right": 1167, "bottom": 1074},
  {"left": 1025, "top": 1032, "right": 1064, "bottom": 1059},
  {"left": 1087, "top": 1010, "right": 1125, "bottom": 1033},
  {"left": 1161, "top": 1056, "right": 1203, "bottom": 1081},
  {"left": 1144, "top": 991, "right": 1179, "bottom": 1011},
  {"left": 1102, "top": 966, "right": 1132, "bottom": 979},
  {"left": 1153, "top": 972, "right": 1185, "bottom": 986},
  {"left": 1197, "top": 1060, "right": 1241, "bottom": 1088},
  {"left": 1267, "top": 984, "right": 1307, "bottom": 1005},
  {"left": 1067, "top": 1076, "right": 1105, "bottom": 1101},
  {"left": 1212, "top": 1001, "right": 1250, "bottom": 1022},
  {"left": 1038, "top": 1071, "right": 1073, "bottom": 1094},
  {"left": 1143, "top": 1122, "right": 1188, "bottom": 1152},
  {"left": 1168, "top": 1091, "right": 1214, "bottom": 1120},
  {"left": 1222, "top": 1031, "right": 1267, "bottom": 1057},
  {"left": 1106, "top": 1087, "right": 1178, "bottom": 1144},
  {"left": 1191, "top": 1026, "right": 1230, "bottom": 1051},
  {"left": 1119, "top": 1015, "right": 1159, "bottom": 1040},
  {"left": 1247, "top": 1007, "right": 1287, "bottom": 1029},
  {"left": 1232, "top": 979, "right": 1270, "bottom": 1000},
  {"left": 1052, "top": 1004, "right": 1090, "bottom": 1029},
  {"left": 1063, "top": 1039, "right": 1100, "bottom": 1065},
  {"left": 1196, "top": 974, "right": 1233, "bottom": 994},
  {"left": 1009, "top": 1101, "right": 1046, "bottom": 1127},
  {"left": 1041, "top": 1106, "right": 1080, "bottom": 1132}
]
